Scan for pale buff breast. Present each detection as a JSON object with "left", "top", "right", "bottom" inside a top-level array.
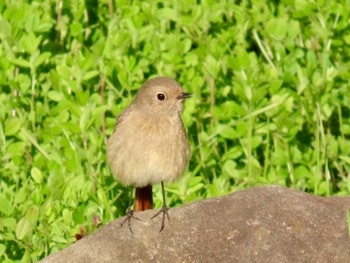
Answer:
[{"left": 107, "top": 111, "right": 190, "bottom": 187}]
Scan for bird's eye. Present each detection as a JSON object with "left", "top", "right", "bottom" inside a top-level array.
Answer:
[{"left": 157, "top": 93, "right": 165, "bottom": 101}]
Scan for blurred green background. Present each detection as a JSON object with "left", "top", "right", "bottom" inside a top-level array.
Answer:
[{"left": 1, "top": 0, "right": 350, "bottom": 261}]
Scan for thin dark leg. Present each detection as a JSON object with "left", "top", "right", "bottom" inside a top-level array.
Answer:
[
  {"left": 120, "top": 187, "right": 141, "bottom": 233},
  {"left": 151, "top": 182, "right": 170, "bottom": 232}
]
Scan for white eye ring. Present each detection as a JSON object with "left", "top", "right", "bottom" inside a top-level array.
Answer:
[{"left": 156, "top": 93, "right": 166, "bottom": 101}]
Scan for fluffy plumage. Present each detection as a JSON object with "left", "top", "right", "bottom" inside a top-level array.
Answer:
[{"left": 107, "top": 77, "right": 191, "bottom": 188}]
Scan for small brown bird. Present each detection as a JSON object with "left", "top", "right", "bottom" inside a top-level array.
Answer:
[{"left": 107, "top": 77, "right": 192, "bottom": 232}]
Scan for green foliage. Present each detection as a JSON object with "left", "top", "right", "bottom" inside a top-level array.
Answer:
[{"left": 1, "top": 0, "right": 350, "bottom": 261}]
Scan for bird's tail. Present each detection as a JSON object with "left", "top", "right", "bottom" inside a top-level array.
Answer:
[{"left": 134, "top": 185, "right": 153, "bottom": 211}]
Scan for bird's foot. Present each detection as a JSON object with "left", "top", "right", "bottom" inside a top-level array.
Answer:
[
  {"left": 120, "top": 209, "right": 141, "bottom": 233},
  {"left": 151, "top": 204, "right": 170, "bottom": 232}
]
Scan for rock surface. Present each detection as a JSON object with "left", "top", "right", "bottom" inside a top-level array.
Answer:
[{"left": 40, "top": 185, "right": 350, "bottom": 263}]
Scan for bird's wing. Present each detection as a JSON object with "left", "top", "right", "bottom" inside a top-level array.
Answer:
[{"left": 114, "top": 105, "right": 133, "bottom": 131}]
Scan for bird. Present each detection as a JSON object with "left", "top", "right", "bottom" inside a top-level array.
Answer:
[{"left": 107, "top": 76, "right": 192, "bottom": 232}]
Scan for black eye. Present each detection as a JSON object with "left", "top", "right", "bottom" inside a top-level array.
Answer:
[{"left": 157, "top": 93, "right": 165, "bottom": 101}]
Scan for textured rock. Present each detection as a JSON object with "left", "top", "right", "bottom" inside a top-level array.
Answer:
[{"left": 40, "top": 185, "right": 350, "bottom": 263}]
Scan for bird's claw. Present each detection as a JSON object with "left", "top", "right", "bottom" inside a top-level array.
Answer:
[
  {"left": 151, "top": 204, "right": 170, "bottom": 232},
  {"left": 120, "top": 209, "right": 141, "bottom": 233}
]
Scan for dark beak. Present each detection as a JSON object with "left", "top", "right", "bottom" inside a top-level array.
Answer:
[{"left": 176, "top": 92, "right": 193, "bottom": 100}]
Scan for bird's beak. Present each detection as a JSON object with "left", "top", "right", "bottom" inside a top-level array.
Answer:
[{"left": 176, "top": 92, "right": 193, "bottom": 100}]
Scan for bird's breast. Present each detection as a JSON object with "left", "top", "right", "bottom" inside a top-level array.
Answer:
[{"left": 107, "top": 112, "right": 190, "bottom": 187}]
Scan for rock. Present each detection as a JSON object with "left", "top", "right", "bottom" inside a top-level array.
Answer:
[{"left": 40, "top": 185, "right": 350, "bottom": 263}]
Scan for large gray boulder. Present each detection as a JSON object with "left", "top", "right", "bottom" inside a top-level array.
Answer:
[{"left": 40, "top": 185, "right": 350, "bottom": 263}]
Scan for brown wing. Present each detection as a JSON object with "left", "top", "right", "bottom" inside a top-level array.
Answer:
[
  {"left": 113, "top": 105, "right": 134, "bottom": 131},
  {"left": 112, "top": 105, "right": 154, "bottom": 211}
]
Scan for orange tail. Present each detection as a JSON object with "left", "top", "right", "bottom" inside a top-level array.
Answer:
[{"left": 134, "top": 185, "right": 153, "bottom": 212}]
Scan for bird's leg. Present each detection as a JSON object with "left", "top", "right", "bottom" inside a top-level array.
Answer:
[
  {"left": 120, "top": 187, "right": 141, "bottom": 233},
  {"left": 151, "top": 182, "right": 170, "bottom": 232}
]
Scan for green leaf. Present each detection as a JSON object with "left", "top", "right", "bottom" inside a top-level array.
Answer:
[
  {"left": 70, "top": 22, "right": 83, "bottom": 36},
  {"left": 31, "top": 167, "right": 43, "bottom": 184},
  {"left": 223, "top": 160, "right": 239, "bottom": 178},
  {"left": 34, "top": 51, "right": 51, "bottom": 68},
  {"left": 341, "top": 124, "right": 350, "bottom": 135},
  {"left": 27, "top": 205, "right": 39, "bottom": 222},
  {"left": 204, "top": 54, "right": 220, "bottom": 77},
  {"left": 16, "top": 217, "right": 31, "bottom": 240},
  {"left": 9, "top": 58, "right": 30, "bottom": 68},
  {"left": 0, "top": 17, "right": 11, "bottom": 39},
  {"left": 20, "top": 32, "right": 42, "bottom": 54},
  {"left": 79, "top": 109, "right": 91, "bottom": 132},
  {"left": 2, "top": 218, "right": 17, "bottom": 229},
  {"left": 5, "top": 118, "right": 22, "bottom": 136},
  {"left": 0, "top": 197, "right": 11, "bottom": 215},
  {"left": 160, "top": 7, "right": 178, "bottom": 21},
  {"left": 214, "top": 101, "right": 245, "bottom": 120},
  {"left": 6, "top": 142, "right": 26, "bottom": 156},
  {"left": 14, "top": 188, "right": 27, "bottom": 205},
  {"left": 228, "top": 50, "right": 250, "bottom": 70},
  {"left": 218, "top": 125, "right": 238, "bottom": 139},
  {"left": 339, "top": 156, "right": 350, "bottom": 165},
  {"left": 222, "top": 146, "right": 243, "bottom": 161},
  {"left": 83, "top": 70, "right": 99, "bottom": 81},
  {"left": 266, "top": 18, "right": 288, "bottom": 40},
  {"left": 47, "top": 90, "right": 65, "bottom": 101},
  {"left": 0, "top": 244, "right": 6, "bottom": 257}
]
